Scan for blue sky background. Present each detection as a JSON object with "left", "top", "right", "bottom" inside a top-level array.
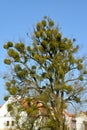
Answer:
[{"left": 0, "top": 0, "right": 87, "bottom": 110}]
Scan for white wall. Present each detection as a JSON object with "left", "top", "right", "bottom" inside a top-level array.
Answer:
[
  {"left": 0, "top": 97, "right": 15, "bottom": 129},
  {"left": 76, "top": 115, "right": 87, "bottom": 130}
]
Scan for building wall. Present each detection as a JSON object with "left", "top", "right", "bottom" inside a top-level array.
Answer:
[
  {"left": 76, "top": 115, "right": 87, "bottom": 130},
  {"left": 65, "top": 111, "right": 87, "bottom": 130},
  {"left": 0, "top": 97, "right": 15, "bottom": 129}
]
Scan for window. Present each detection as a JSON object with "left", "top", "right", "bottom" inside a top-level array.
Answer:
[
  {"left": 6, "top": 121, "right": 9, "bottom": 126},
  {"left": 12, "top": 121, "right": 14, "bottom": 126},
  {"left": 84, "top": 121, "right": 87, "bottom": 130},
  {"left": 72, "top": 120, "right": 76, "bottom": 130}
]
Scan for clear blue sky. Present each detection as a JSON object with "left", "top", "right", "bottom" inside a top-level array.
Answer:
[{"left": 0, "top": 0, "right": 87, "bottom": 106}]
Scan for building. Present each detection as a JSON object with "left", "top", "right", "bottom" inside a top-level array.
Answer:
[
  {"left": 0, "top": 97, "right": 87, "bottom": 130},
  {"left": 0, "top": 97, "right": 15, "bottom": 130},
  {"left": 64, "top": 110, "right": 87, "bottom": 130}
]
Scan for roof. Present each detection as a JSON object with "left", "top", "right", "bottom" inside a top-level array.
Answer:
[{"left": 63, "top": 110, "right": 75, "bottom": 117}]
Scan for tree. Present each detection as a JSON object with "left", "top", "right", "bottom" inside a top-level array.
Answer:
[{"left": 3, "top": 16, "right": 87, "bottom": 130}]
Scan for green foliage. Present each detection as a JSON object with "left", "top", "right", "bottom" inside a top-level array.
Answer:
[
  {"left": 77, "top": 63, "right": 83, "bottom": 70},
  {"left": 5, "top": 82, "right": 11, "bottom": 87},
  {"left": 79, "top": 75, "right": 83, "bottom": 81},
  {"left": 4, "top": 41, "right": 13, "bottom": 49},
  {"left": 15, "top": 43, "right": 25, "bottom": 53},
  {"left": 4, "top": 96, "right": 9, "bottom": 101},
  {"left": 75, "top": 97, "right": 80, "bottom": 103},
  {"left": 84, "top": 70, "right": 87, "bottom": 74},
  {"left": 8, "top": 49, "right": 20, "bottom": 61},
  {"left": 7, "top": 104, "right": 13, "bottom": 111},
  {"left": 3, "top": 16, "right": 86, "bottom": 130},
  {"left": 4, "top": 59, "right": 11, "bottom": 65},
  {"left": 14, "top": 64, "right": 22, "bottom": 72}
]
